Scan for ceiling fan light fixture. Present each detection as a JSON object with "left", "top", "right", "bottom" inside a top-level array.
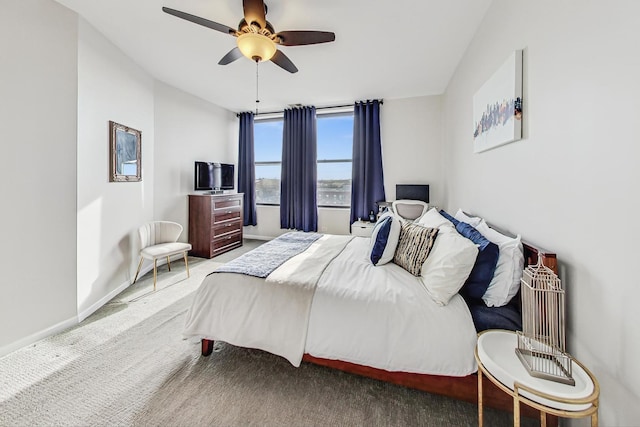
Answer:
[
  {"left": 237, "top": 32, "right": 276, "bottom": 62},
  {"left": 162, "top": 2, "right": 335, "bottom": 73}
]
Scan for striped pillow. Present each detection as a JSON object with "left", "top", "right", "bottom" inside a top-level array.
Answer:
[{"left": 393, "top": 222, "right": 439, "bottom": 276}]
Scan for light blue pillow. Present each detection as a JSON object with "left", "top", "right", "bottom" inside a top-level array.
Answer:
[
  {"left": 369, "top": 213, "right": 401, "bottom": 266},
  {"left": 439, "top": 209, "right": 460, "bottom": 227}
]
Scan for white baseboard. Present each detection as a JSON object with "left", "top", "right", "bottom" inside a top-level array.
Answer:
[
  {"left": 77, "top": 256, "right": 175, "bottom": 322},
  {"left": 0, "top": 315, "right": 77, "bottom": 359},
  {"left": 0, "top": 276, "right": 137, "bottom": 358},
  {"left": 77, "top": 278, "right": 132, "bottom": 323},
  {"left": 0, "top": 257, "right": 181, "bottom": 358}
]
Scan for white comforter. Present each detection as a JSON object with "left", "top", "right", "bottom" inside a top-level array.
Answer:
[
  {"left": 184, "top": 235, "right": 478, "bottom": 376},
  {"left": 307, "top": 236, "right": 478, "bottom": 376},
  {"left": 183, "top": 234, "right": 352, "bottom": 366}
]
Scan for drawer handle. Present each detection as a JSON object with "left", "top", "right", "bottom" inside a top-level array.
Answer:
[
  {"left": 226, "top": 210, "right": 232, "bottom": 214},
  {"left": 226, "top": 223, "right": 231, "bottom": 227},
  {"left": 227, "top": 236, "right": 232, "bottom": 240}
]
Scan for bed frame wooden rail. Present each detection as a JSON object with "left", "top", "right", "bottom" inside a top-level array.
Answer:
[{"left": 201, "top": 241, "right": 558, "bottom": 424}]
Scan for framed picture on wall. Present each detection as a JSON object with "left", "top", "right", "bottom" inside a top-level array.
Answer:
[
  {"left": 473, "top": 49, "right": 523, "bottom": 153},
  {"left": 109, "top": 121, "right": 142, "bottom": 182}
]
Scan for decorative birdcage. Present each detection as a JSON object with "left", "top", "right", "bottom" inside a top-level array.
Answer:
[{"left": 515, "top": 256, "right": 575, "bottom": 385}]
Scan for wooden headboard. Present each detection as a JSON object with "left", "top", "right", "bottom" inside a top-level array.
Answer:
[
  {"left": 486, "top": 225, "right": 558, "bottom": 275},
  {"left": 522, "top": 242, "right": 557, "bottom": 275},
  {"left": 465, "top": 212, "right": 558, "bottom": 275}
]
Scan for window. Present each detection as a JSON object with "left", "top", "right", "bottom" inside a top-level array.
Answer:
[
  {"left": 254, "top": 111, "right": 354, "bottom": 207},
  {"left": 254, "top": 119, "right": 283, "bottom": 205},
  {"left": 317, "top": 112, "right": 353, "bottom": 207}
]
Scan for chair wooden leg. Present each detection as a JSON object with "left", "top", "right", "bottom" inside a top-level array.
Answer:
[
  {"left": 167, "top": 256, "right": 171, "bottom": 271},
  {"left": 184, "top": 252, "right": 190, "bottom": 278},
  {"left": 133, "top": 257, "right": 144, "bottom": 284},
  {"left": 153, "top": 259, "right": 158, "bottom": 291}
]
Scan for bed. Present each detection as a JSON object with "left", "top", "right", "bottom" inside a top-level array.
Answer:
[{"left": 183, "top": 210, "right": 558, "bottom": 418}]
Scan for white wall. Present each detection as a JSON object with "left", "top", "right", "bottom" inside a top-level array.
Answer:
[
  {"left": 153, "top": 82, "right": 237, "bottom": 237},
  {"left": 245, "top": 206, "right": 351, "bottom": 239},
  {"left": 0, "top": 0, "right": 78, "bottom": 352},
  {"left": 76, "top": 18, "right": 155, "bottom": 319},
  {"left": 244, "top": 97, "right": 443, "bottom": 238},
  {"left": 0, "top": 4, "right": 238, "bottom": 354},
  {"left": 442, "top": 1, "right": 640, "bottom": 424},
  {"left": 381, "top": 96, "right": 443, "bottom": 206}
]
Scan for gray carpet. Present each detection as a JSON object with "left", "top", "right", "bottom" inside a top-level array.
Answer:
[{"left": 0, "top": 239, "right": 532, "bottom": 426}]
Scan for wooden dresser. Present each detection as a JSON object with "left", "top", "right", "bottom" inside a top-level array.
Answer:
[{"left": 188, "top": 193, "right": 244, "bottom": 258}]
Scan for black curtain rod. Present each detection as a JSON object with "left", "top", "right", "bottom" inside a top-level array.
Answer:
[{"left": 236, "top": 99, "right": 383, "bottom": 117}]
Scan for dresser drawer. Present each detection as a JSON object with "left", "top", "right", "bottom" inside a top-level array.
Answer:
[
  {"left": 212, "top": 219, "right": 242, "bottom": 236},
  {"left": 212, "top": 197, "right": 242, "bottom": 210},
  {"left": 213, "top": 208, "right": 241, "bottom": 224},
  {"left": 211, "top": 230, "right": 242, "bottom": 256}
]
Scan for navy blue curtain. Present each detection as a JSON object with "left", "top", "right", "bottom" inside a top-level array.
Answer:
[
  {"left": 238, "top": 112, "right": 257, "bottom": 226},
  {"left": 350, "top": 100, "right": 386, "bottom": 224},
  {"left": 280, "top": 107, "right": 318, "bottom": 231}
]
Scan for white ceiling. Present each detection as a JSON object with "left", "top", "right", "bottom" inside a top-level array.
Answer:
[{"left": 54, "top": 0, "right": 492, "bottom": 113}]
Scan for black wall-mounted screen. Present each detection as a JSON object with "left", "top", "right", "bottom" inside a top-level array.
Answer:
[
  {"left": 194, "top": 161, "right": 235, "bottom": 191},
  {"left": 396, "top": 184, "right": 429, "bottom": 203}
]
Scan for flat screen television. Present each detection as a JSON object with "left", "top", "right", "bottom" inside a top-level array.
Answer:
[
  {"left": 194, "top": 161, "right": 235, "bottom": 191},
  {"left": 396, "top": 184, "right": 429, "bottom": 203}
]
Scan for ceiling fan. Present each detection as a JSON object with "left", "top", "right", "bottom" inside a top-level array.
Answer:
[{"left": 162, "top": 0, "right": 336, "bottom": 73}]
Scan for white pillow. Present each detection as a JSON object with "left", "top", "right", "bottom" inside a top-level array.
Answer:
[
  {"left": 420, "top": 227, "right": 479, "bottom": 306},
  {"left": 476, "top": 221, "right": 525, "bottom": 307},
  {"left": 368, "top": 212, "right": 401, "bottom": 266},
  {"left": 417, "top": 208, "right": 456, "bottom": 230},
  {"left": 454, "top": 209, "right": 483, "bottom": 227}
]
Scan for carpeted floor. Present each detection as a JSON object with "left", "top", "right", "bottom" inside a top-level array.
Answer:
[{"left": 0, "top": 239, "right": 533, "bottom": 426}]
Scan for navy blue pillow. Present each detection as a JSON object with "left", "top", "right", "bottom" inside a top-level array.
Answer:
[
  {"left": 464, "top": 297, "right": 522, "bottom": 332},
  {"left": 439, "top": 209, "right": 460, "bottom": 227},
  {"left": 370, "top": 216, "right": 393, "bottom": 265},
  {"left": 455, "top": 222, "right": 499, "bottom": 300}
]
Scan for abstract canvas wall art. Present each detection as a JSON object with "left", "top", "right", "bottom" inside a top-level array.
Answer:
[{"left": 473, "top": 50, "right": 523, "bottom": 153}]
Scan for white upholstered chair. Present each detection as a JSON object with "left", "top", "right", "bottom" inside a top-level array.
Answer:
[
  {"left": 132, "top": 221, "right": 192, "bottom": 290},
  {"left": 392, "top": 200, "right": 429, "bottom": 222}
]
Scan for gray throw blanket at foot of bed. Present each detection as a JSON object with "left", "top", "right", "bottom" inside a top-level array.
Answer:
[{"left": 213, "top": 231, "right": 322, "bottom": 278}]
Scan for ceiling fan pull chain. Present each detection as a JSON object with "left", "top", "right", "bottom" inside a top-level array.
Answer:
[{"left": 255, "top": 59, "right": 260, "bottom": 115}]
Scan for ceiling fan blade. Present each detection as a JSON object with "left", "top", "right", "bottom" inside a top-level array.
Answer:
[
  {"left": 218, "top": 47, "right": 243, "bottom": 65},
  {"left": 270, "top": 49, "right": 298, "bottom": 73},
  {"left": 275, "top": 31, "right": 335, "bottom": 46},
  {"left": 243, "top": 0, "right": 267, "bottom": 29},
  {"left": 162, "top": 7, "right": 236, "bottom": 35}
]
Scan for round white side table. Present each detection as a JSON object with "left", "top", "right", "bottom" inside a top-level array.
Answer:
[{"left": 475, "top": 330, "right": 599, "bottom": 427}]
